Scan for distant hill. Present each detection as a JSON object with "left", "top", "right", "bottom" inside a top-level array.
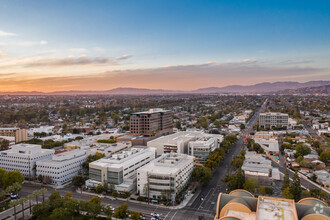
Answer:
[
  {"left": 277, "top": 85, "right": 330, "bottom": 95},
  {"left": 192, "top": 81, "right": 330, "bottom": 94},
  {"left": 0, "top": 80, "right": 329, "bottom": 96}
]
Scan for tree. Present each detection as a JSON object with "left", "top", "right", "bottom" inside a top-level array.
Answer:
[
  {"left": 295, "top": 144, "right": 311, "bottom": 157},
  {"left": 5, "top": 182, "right": 22, "bottom": 194},
  {"left": 240, "top": 124, "right": 245, "bottom": 130},
  {"left": 38, "top": 174, "right": 43, "bottom": 182},
  {"left": 95, "top": 184, "right": 105, "bottom": 194},
  {"left": 281, "top": 169, "right": 290, "bottom": 190},
  {"left": 265, "top": 187, "right": 273, "bottom": 195},
  {"left": 311, "top": 173, "right": 317, "bottom": 182},
  {"left": 282, "top": 187, "right": 293, "bottom": 199},
  {"left": 231, "top": 155, "right": 245, "bottom": 168},
  {"left": 258, "top": 186, "right": 266, "bottom": 195},
  {"left": 0, "top": 168, "right": 6, "bottom": 189},
  {"left": 3, "top": 170, "right": 24, "bottom": 189},
  {"left": 49, "top": 207, "right": 72, "bottom": 220},
  {"left": 290, "top": 171, "right": 302, "bottom": 201},
  {"left": 10, "top": 199, "right": 20, "bottom": 220},
  {"left": 0, "top": 138, "right": 9, "bottom": 151},
  {"left": 319, "top": 151, "right": 330, "bottom": 164},
  {"left": 130, "top": 211, "right": 140, "bottom": 220},
  {"left": 226, "top": 168, "right": 245, "bottom": 191},
  {"left": 114, "top": 203, "right": 128, "bottom": 219},
  {"left": 72, "top": 175, "right": 85, "bottom": 192},
  {"left": 104, "top": 205, "right": 113, "bottom": 219},
  {"left": 296, "top": 156, "right": 304, "bottom": 163},
  {"left": 243, "top": 178, "right": 258, "bottom": 193},
  {"left": 83, "top": 152, "right": 105, "bottom": 170},
  {"left": 63, "top": 198, "right": 80, "bottom": 216},
  {"left": 86, "top": 197, "right": 102, "bottom": 219},
  {"left": 191, "top": 166, "right": 212, "bottom": 183}
]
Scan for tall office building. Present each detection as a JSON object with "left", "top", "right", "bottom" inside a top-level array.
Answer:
[{"left": 130, "top": 108, "right": 172, "bottom": 137}]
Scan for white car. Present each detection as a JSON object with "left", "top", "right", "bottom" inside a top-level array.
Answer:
[{"left": 151, "top": 213, "right": 160, "bottom": 217}]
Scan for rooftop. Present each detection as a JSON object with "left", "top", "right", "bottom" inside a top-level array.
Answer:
[
  {"left": 138, "top": 152, "right": 194, "bottom": 175},
  {"left": 90, "top": 146, "right": 155, "bottom": 168},
  {"left": 257, "top": 196, "right": 297, "bottom": 220},
  {"left": 132, "top": 108, "right": 170, "bottom": 115}
]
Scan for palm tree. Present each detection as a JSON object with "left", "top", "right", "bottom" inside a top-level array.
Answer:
[
  {"left": 18, "top": 197, "right": 27, "bottom": 219},
  {"left": 10, "top": 199, "right": 20, "bottom": 220},
  {"left": 40, "top": 188, "right": 47, "bottom": 202},
  {"left": 32, "top": 190, "right": 41, "bottom": 205},
  {"left": 27, "top": 194, "right": 34, "bottom": 214}
]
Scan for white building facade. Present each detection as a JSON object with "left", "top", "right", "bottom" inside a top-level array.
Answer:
[
  {"left": 36, "top": 150, "right": 88, "bottom": 186},
  {"left": 188, "top": 135, "right": 223, "bottom": 164},
  {"left": 137, "top": 152, "right": 194, "bottom": 200},
  {"left": 259, "top": 112, "right": 288, "bottom": 128},
  {"left": 86, "top": 146, "right": 155, "bottom": 193},
  {"left": 0, "top": 144, "right": 54, "bottom": 177},
  {"left": 147, "top": 131, "right": 223, "bottom": 156}
]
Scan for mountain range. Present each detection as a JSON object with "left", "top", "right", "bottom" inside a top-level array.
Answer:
[{"left": 0, "top": 80, "right": 329, "bottom": 95}]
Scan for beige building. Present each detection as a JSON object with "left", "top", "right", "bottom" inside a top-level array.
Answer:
[
  {"left": 259, "top": 112, "right": 289, "bottom": 129},
  {"left": 130, "top": 108, "right": 172, "bottom": 137},
  {"left": 215, "top": 189, "right": 329, "bottom": 220},
  {"left": 0, "top": 128, "right": 28, "bottom": 143}
]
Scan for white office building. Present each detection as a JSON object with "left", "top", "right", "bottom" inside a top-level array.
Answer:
[
  {"left": 0, "top": 144, "right": 54, "bottom": 177},
  {"left": 137, "top": 152, "right": 194, "bottom": 200},
  {"left": 36, "top": 150, "right": 88, "bottom": 186},
  {"left": 147, "top": 131, "right": 223, "bottom": 156},
  {"left": 86, "top": 146, "right": 155, "bottom": 193},
  {"left": 188, "top": 135, "right": 223, "bottom": 164}
]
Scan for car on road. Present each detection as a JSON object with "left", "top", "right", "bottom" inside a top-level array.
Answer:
[
  {"left": 10, "top": 193, "right": 18, "bottom": 200},
  {"left": 151, "top": 212, "right": 160, "bottom": 217},
  {"left": 98, "top": 194, "right": 104, "bottom": 198}
]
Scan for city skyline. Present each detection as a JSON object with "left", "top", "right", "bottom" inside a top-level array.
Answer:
[{"left": 0, "top": 0, "right": 330, "bottom": 92}]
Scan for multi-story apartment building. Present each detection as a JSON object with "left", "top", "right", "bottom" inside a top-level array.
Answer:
[
  {"left": 0, "top": 144, "right": 54, "bottom": 177},
  {"left": 147, "top": 130, "right": 223, "bottom": 156},
  {"left": 137, "top": 152, "right": 194, "bottom": 200},
  {"left": 0, "top": 128, "right": 28, "bottom": 143},
  {"left": 86, "top": 146, "right": 155, "bottom": 193},
  {"left": 36, "top": 150, "right": 88, "bottom": 186},
  {"left": 130, "top": 108, "right": 172, "bottom": 137},
  {"left": 188, "top": 135, "right": 223, "bottom": 164},
  {"left": 259, "top": 112, "right": 289, "bottom": 128},
  {"left": 215, "top": 189, "right": 330, "bottom": 220}
]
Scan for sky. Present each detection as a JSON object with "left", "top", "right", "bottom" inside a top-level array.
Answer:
[{"left": 0, "top": 0, "right": 329, "bottom": 92}]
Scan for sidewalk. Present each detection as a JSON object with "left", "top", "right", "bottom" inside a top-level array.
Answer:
[{"left": 78, "top": 189, "right": 197, "bottom": 210}]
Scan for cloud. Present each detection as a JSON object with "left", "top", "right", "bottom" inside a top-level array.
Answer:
[
  {"left": 243, "top": 58, "right": 257, "bottom": 64},
  {"left": 69, "top": 48, "right": 88, "bottom": 53},
  {"left": 39, "top": 41, "right": 48, "bottom": 45},
  {"left": 0, "top": 50, "right": 6, "bottom": 58},
  {"left": 115, "top": 54, "right": 132, "bottom": 60},
  {"left": 0, "top": 30, "right": 17, "bottom": 37},
  {"left": 24, "top": 56, "right": 118, "bottom": 67},
  {"left": 16, "top": 41, "right": 48, "bottom": 47}
]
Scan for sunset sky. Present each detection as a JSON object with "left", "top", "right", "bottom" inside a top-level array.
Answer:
[{"left": 0, "top": 0, "right": 329, "bottom": 92}]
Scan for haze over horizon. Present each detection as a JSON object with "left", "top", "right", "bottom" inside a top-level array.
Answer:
[{"left": 0, "top": 0, "right": 330, "bottom": 92}]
